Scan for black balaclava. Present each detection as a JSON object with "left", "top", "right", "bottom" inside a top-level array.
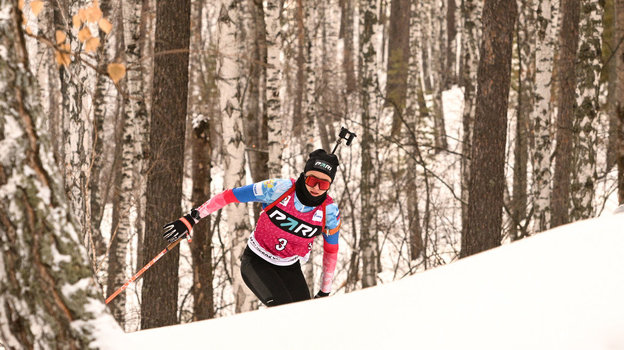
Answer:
[
  {"left": 295, "top": 149, "right": 339, "bottom": 207},
  {"left": 295, "top": 173, "right": 326, "bottom": 207}
]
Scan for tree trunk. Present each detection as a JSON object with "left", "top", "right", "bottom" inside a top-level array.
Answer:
[
  {"left": 340, "top": 0, "right": 356, "bottom": 93},
  {"left": 570, "top": 0, "right": 602, "bottom": 221},
  {"left": 188, "top": 0, "right": 216, "bottom": 321},
  {"left": 531, "top": 0, "right": 555, "bottom": 233},
  {"left": 406, "top": 0, "right": 425, "bottom": 261},
  {"left": 359, "top": 0, "right": 379, "bottom": 288},
  {"left": 446, "top": 0, "right": 458, "bottom": 87},
  {"left": 607, "top": 0, "right": 618, "bottom": 172},
  {"left": 293, "top": 0, "right": 306, "bottom": 138},
  {"left": 61, "top": 0, "right": 93, "bottom": 245},
  {"left": 97, "top": 0, "right": 128, "bottom": 327},
  {"left": 90, "top": 0, "right": 121, "bottom": 260},
  {"left": 385, "top": 0, "right": 409, "bottom": 137},
  {"left": 217, "top": 1, "right": 255, "bottom": 312},
  {"left": 141, "top": 0, "right": 191, "bottom": 329},
  {"left": 431, "top": 0, "right": 448, "bottom": 152},
  {"left": 511, "top": 0, "right": 535, "bottom": 241},
  {"left": 420, "top": 0, "right": 433, "bottom": 92},
  {"left": 0, "top": 4, "right": 120, "bottom": 346},
  {"left": 617, "top": 0, "right": 624, "bottom": 204},
  {"left": 459, "top": 0, "right": 481, "bottom": 240},
  {"left": 461, "top": 0, "right": 517, "bottom": 257},
  {"left": 266, "top": 0, "right": 283, "bottom": 178},
  {"left": 190, "top": 117, "right": 215, "bottom": 320},
  {"left": 303, "top": 1, "right": 317, "bottom": 155},
  {"left": 551, "top": 0, "right": 581, "bottom": 228},
  {"left": 132, "top": 0, "right": 154, "bottom": 274}
]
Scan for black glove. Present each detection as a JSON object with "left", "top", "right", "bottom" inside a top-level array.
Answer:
[
  {"left": 314, "top": 291, "right": 330, "bottom": 299},
  {"left": 162, "top": 209, "right": 200, "bottom": 243}
]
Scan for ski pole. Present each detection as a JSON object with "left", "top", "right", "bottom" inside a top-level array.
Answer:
[{"left": 105, "top": 236, "right": 185, "bottom": 304}]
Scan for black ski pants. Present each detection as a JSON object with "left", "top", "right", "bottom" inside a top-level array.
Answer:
[{"left": 240, "top": 246, "right": 311, "bottom": 307}]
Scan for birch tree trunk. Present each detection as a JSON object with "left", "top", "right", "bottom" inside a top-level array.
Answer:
[
  {"left": 293, "top": 0, "right": 306, "bottom": 138},
  {"left": 132, "top": 0, "right": 154, "bottom": 274},
  {"left": 217, "top": 1, "right": 255, "bottom": 312},
  {"left": 359, "top": 0, "right": 380, "bottom": 288},
  {"left": 61, "top": 0, "right": 93, "bottom": 245},
  {"left": 0, "top": 4, "right": 121, "bottom": 346},
  {"left": 420, "top": 0, "right": 433, "bottom": 92},
  {"left": 266, "top": 0, "right": 283, "bottom": 178},
  {"left": 102, "top": 0, "right": 130, "bottom": 326},
  {"left": 511, "top": 0, "right": 535, "bottom": 240},
  {"left": 552, "top": 0, "right": 581, "bottom": 228},
  {"left": 109, "top": 0, "right": 149, "bottom": 327},
  {"left": 432, "top": 0, "right": 448, "bottom": 152},
  {"left": 570, "top": 0, "right": 602, "bottom": 221},
  {"left": 29, "top": 2, "right": 62, "bottom": 169},
  {"left": 90, "top": 0, "right": 120, "bottom": 259},
  {"left": 406, "top": 0, "right": 424, "bottom": 261},
  {"left": 304, "top": 1, "right": 317, "bottom": 154},
  {"left": 141, "top": 0, "right": 191, "bottom": 329},
  {"left": 461, "top": 0, "right": 517, "bottom": 257},
  {"left": 531, "top": 0, "right": 555, "bottom": 233},
  {"left": 460, "top": 0, "right": 481, "bottom": 238}
]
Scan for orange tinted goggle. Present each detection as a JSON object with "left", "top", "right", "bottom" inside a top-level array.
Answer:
[{"left": 305, "top": 175, "right": 331, "bottom": 190}]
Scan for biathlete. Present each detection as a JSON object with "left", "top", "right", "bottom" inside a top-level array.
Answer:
[{"left": 162, "top": 149, "right": 342, "bottom": 306}]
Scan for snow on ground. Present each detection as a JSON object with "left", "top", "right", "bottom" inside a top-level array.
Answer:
[{"left": 109, "top": 207, "right": 624, "bottom": 350}]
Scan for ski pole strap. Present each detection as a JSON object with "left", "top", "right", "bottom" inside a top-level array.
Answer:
[
  {"left": 180, "top": 216, "right": 193, "bottom": 233},
  {"left": 179, "top": 216, "right": 194, "bottom": 242}
]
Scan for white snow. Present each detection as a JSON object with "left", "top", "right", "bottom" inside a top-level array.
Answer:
[{"left": 110, "top": 208, "right": 624, "bottom": 350}]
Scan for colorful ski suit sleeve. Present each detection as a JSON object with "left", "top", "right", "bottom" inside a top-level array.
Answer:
[
  {"left": 195, "top": 179, "right": 292, "bottom": 219},
  {"left": 320, "top": 203, "right": 340, "bottom": 293}
]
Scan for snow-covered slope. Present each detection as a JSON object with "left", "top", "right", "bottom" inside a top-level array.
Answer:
[{"left": 113, "top": 211, "right": 624, "bottom": 350}]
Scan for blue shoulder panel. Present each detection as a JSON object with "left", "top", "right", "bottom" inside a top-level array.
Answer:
[{"left": 232, "top": 178, "right": 293, "bottom": 204}]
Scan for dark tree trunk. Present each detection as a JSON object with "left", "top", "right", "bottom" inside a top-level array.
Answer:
[
  {"left": 191, "top": 119, "right": 214, "bottom": 320},
  {"left": 385, "top": 0, "right": 410, "bottom": 136},
  {"left": 446, "top": 0, "right": 458, "bottom": 87},
  {"left": 141, "top": 0, "right": 191, "bottom": 329},
  {"left": 340, "top": 0, "right": 356, "bottom": 93},
  {"left": 461, "top": 0, "right": 517, "bottom": 258},
  {"left": 551, "top": 0, "right": 581, "bottom": 228},
  {"left": 615, "top": 0, "right": 624, "bottom": 204}
]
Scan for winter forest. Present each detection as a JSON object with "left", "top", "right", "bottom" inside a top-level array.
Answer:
[{"left": 1, "top": 0, "right": 622, "bottom": 347}]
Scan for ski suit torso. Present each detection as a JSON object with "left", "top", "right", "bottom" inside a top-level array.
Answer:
[{"left": 248, "top": 179, "right": 334, "bottom": 265}]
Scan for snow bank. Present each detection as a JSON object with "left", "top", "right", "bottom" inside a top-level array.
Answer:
[{"left": 118, "top": 212, "right": 624, "bottom": 350}]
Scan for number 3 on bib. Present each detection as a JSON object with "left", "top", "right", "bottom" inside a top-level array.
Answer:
[{"left": 276, "top": 238, "right": 288, "bottom": 251}]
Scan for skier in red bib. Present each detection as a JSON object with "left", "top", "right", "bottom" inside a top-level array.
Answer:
[{"left": 162, "top": 149, "right": 341, "bottom": 306}]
